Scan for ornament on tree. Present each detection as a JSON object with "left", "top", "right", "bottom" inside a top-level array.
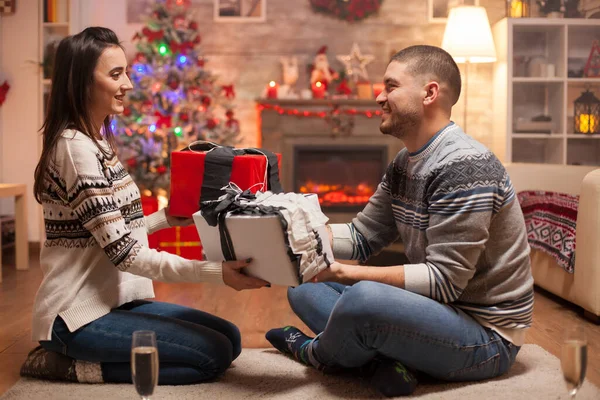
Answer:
[
  {"left": 173, "top": 15, "right": 187, "bottom": 30},
  {"left": 336, "top": 42, "right": 374, "bottom": 83},
  {"left": 225, "top": 109, "right": 239, "bottom": 130},
  {"left": 167, "top": 71, "right": 181, "bottom": 89},
  {"left": 221, "top": 84, "right": 236, "bottom": 100},
  {"left": 206, "top": 118, "right": 217, "bottom": 129},
  {"left": 115, "top": 0, "right": 241, "bottom": 195},
  {"left": 142, "top": 27, "right": 165, "bottom": 42},
  {"left": 310, "top": 46, "right": 339, "bottom": 90},
  {"left": 134, "top": 52, "right": 148, "bottom": 63},
  {"left": 141, "top": 100, "right": 154, "bottom": 114}
]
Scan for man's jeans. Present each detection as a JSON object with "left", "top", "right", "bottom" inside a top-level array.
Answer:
[
  {"left": 288, "top": 281, "right": 520, "bottom": 381},
  {"left": 40, "top": 300, "right": 241, "bottom": 384}
]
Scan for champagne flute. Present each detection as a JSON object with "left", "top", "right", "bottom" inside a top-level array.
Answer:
[
  {"left": 131, "top": 330, "right": 159, "bottom": 400},
  {"left": 561, "top": 326, "right": 587, "bottom": 399}
]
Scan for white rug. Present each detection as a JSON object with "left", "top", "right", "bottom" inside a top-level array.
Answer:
[{"left": 2, "top": 345, "right": 599, "bottom": 399}]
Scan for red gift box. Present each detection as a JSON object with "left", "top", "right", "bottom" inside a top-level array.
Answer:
[
  {"left": 157, "top": 226, "right": 203, "bottom": 260},
  {"left": 141, "top": 195, "right": 160, "bottom": 249},
  {"left": 169, "top": 147, "right": 282, "bottom": 218}
]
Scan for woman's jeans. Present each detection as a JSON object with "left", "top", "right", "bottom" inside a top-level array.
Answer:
[
  {"left": 40, "top": 300, "right": 241, "bottom": 384},
  {"left": 288, "top": 281, "right": 520, "bottom": 381}
]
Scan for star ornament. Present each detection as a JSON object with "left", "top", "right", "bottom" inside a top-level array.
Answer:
[{"left": 336, "top": 43, "right": 375, "bottom": 83}]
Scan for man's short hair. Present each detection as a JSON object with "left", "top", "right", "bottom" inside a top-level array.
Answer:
[{"left": 390, "top": 45, "right": 462, "bottom": 106}]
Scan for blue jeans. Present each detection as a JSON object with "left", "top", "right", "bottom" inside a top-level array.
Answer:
[
  {"left": 40, "top": 300, "right": 241, "bottom": 384},
  {"left": 288, "top": 281, "right": 520, "bottom": 381}
]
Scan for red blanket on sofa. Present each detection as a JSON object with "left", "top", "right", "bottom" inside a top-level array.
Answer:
[{"left": 517, "top": 190, "right": 579, "bottom": 273}]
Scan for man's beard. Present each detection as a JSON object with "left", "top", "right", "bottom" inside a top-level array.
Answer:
[{"left": 379, "top": 109, "right": 419, "bottom": 139}]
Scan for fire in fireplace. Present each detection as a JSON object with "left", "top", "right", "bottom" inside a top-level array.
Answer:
[{"left": 293, "top": 145, "right": 388, "bottom": 213}]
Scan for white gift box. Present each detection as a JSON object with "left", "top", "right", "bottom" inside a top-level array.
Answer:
[{"left": 193, "top": 193, "right": 334, "bottom": 287}]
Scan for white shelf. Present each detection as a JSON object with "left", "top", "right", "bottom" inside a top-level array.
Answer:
[
  {"left": 509, "top": 17, "right": 600, "bottom": 26},
  {"left": 567, "top": 78, "right": 600, "bottom": 84},
  {"left": 43, "top": 22, "right": 69, "bottom": 28},
  {"left": 567, "top": 134, "right": 600, "bottom": 139},
  {"left": 513, "top": 77, "right": 564, "bottom": 83},
  {"left": 512, "top": 133, "right": 564, "bottom": 139}
]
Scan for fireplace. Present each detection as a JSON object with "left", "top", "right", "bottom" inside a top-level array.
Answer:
[
  {"left": 294, "top": 145, "right": 387, "bottom": 213},
  {"left": 257, "top": 98, "right": 404, "bottom": 223}
]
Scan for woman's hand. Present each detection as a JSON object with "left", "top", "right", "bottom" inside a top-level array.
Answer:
[
  {"left": 222, "top": 258, "right": 270, "bottom": 291},
  {"left": 165, "top": 206, "right": 194, "bottom": 227}
]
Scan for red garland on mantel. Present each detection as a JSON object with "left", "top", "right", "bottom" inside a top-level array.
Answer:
[
  {"left": 309, "top": 0, "right": 383, "bottom": 22},
  {"left": 257, "top": 103, "right": 382, "bottom": 118}
]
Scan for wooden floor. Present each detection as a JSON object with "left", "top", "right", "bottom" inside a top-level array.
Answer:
[{"left": 1, "top": 248, "right": 599, "bottom": 396}]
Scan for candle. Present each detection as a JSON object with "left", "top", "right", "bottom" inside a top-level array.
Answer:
[
  {"left": 372, "top": 83, "right": 384, "bottom": 99},
  {"left": 311, "top": 81, "right": 326, "bottom": 99},
  {"left": 510, "top": 0, "right": 528, "bottom": 18},
  {"left": 578, "top": 114, "right": 598, "bottom": 134},
  {"left": 356, "top": 81, "right": 373, "bottom": 100},
  {"left": 266, "top": 81, "right": 278, "bottom": 99}
]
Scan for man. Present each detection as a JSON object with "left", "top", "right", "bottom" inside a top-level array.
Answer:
[{"left": 266, "top": 45, "right": 534, "bottom": 397}]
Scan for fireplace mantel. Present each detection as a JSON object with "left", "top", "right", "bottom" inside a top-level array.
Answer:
[
  {"left": 257, "top": 98, "right": 381, "bottom": 107},
  {"left": 256, "top": 97, "right": 403, "bottom": 153}
]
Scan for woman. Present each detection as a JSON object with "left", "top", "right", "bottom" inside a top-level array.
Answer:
[{"left": 30, "top": 26, "right": 268, "bottom": 385}]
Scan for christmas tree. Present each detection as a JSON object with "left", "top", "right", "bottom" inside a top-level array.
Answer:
[{"left": 115, "top": 0, "right": 240, "bottom": 195}]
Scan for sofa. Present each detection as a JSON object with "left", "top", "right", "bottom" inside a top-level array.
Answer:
[{"left": 505, "top": 163, "right": 600, "bottom": 322}]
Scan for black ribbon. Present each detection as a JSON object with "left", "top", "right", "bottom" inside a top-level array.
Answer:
[{"left": 182, "top": 142, "right": 283, "bottom": 210}]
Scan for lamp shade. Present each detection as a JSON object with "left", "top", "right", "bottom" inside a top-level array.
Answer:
[{"left": 441, "top": 6, "right": 497, "bottom": 63}]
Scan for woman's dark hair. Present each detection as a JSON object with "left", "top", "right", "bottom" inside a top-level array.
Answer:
[{"left": 34, "top": 27, "right": 123, "bottom": 204}]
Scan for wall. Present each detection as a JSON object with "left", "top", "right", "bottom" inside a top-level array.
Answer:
[
  {"left": 0, "top": 0, "right": 42, "bottom": 241},
  {"left": 0, "top": 0, "right": 507, "bottom": 243},
  {"left": 81, "top": 0, "right": 507, "bottom": 150}
]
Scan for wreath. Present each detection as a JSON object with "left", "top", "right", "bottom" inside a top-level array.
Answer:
[{"left": 309, "top": 0, "right": 384, "bottom": 22}]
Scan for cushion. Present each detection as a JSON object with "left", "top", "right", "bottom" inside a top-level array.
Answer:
[{"left": 517, "top": 190, "right": 578, "bottom": 273}]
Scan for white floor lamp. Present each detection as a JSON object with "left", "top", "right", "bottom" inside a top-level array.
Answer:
[{"left": 441, "top": 6, "right": 497, "bottom": 133}]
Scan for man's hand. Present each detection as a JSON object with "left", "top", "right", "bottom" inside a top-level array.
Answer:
[
  {"left": 222, "top": 258, "right": 270, "bottom": 291},
  {"left": 310, "top": 262, "right": 347, "bottom": 284},
  {"left": 310, "top": 261, "right": 406, "bottom": 289},
  {"left": 165, "top": 206, "right": 194, "bottom": 227}
]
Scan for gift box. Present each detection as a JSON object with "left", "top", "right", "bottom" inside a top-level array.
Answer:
[
  {"left": 169, "top": 143, "right": 282, "bottom": 218},
  {"left": 157, "top": 226, "right": 203, "bottom": 260},
  {"left": 140, "top": 195, "right": 160, "bottom": 249}
]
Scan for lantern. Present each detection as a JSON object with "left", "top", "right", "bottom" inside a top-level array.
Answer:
[
  {"left": 507, "top": 0, "right": 530, "bottom": 18},
  {"left": 574, "top": 89, "right": 600, "bottom": 134}
]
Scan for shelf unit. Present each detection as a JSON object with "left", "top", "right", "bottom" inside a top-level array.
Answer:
[
  {"left": 39, "top": 0, "right": 79, "bottom": 129},
  {"left": 492, "top": 18, "right": 600, "bottom": 166}
]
